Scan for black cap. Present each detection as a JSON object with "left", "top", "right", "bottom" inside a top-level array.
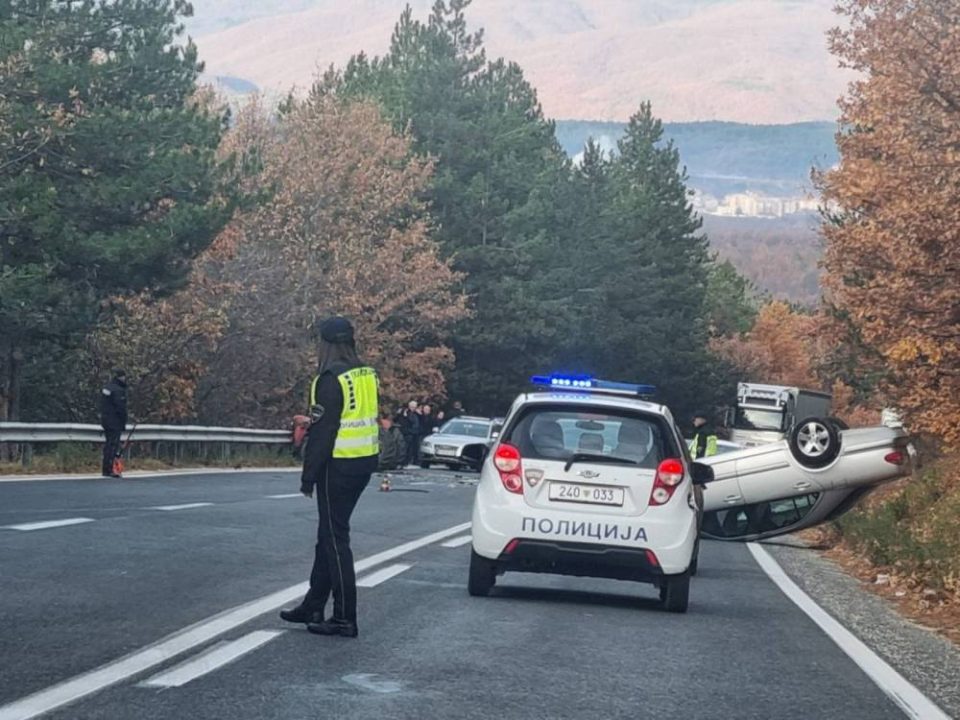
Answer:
[
  {"left": 318, "top": 316, "right": 355, "bottom": 344},
  {"left": 693, "top": 409, "right": 709, "bottom": 419},
  {"left": 112, "top": 368, "right": 127, "bottom": 379}
]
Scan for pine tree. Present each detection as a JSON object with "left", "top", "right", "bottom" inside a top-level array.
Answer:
[
  {"left": 578, "top": 103, "right": 714, "bottom": 415},
  {"left": 320, "top": 0, "right": 569, "bottom": 413},
  {"left": 0, "top": 0, "right": 235, "bottom": 421}
]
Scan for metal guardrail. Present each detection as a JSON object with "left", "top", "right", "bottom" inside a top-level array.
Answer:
[{"left": 0, "top": 422, "right": 291, "bottom": 444}]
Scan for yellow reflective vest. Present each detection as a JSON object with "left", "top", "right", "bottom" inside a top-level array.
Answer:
[
  {"left": 689, "top": 432, "right": 718, "bottom": 458},
  {"left": 310, "top": 366, "right": 379, "bottom": 460}
]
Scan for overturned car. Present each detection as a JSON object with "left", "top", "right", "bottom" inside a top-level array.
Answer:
[{"left": 699, "top": 416, "right": 917, "bottom": 541}]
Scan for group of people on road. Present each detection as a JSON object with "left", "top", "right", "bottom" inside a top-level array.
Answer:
[{"left": 392, "top": 399, "right": 464, "bottom": 468}]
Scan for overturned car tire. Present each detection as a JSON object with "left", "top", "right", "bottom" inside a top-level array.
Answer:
[{"left": 789, "top": 417, "right": 841, "bottom": 468}]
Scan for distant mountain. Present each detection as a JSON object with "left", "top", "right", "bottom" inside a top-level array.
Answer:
[
  {"left": 557, "top": 120, "right": 839, "bottom": 196},
  {"left": 187, "top": 0, "right": 853, "bottom": 124}
]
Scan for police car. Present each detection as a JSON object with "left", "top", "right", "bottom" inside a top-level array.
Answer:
[{"left": 469, "top": 375, "right": 714, "bottom": 613}]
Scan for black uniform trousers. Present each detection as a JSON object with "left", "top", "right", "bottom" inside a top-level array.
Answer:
[
  {"left": 102, "top": 428, "right": 122, "bottom": 476},
  {"left": 305, "top": 465, "right": 371, "bottom": 623}
]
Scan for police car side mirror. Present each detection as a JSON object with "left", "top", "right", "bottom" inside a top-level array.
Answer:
[{"left": 690, "top": 462, "right": 715, "bottom": 486}]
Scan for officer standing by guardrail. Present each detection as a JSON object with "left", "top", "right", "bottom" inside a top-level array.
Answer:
[
  {"left": 280, "top": 317, "right": 379, "bottom": 639},
  {"left": 100, "top": 368, "right": 128, "bottom": 477}
]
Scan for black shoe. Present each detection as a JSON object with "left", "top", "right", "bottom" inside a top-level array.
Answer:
[
  {"left": 279, "top": 605, "right": 325, "bottom": 625},
  {"left": 307, "top": 618, "right": 358, "bottom": 638}
]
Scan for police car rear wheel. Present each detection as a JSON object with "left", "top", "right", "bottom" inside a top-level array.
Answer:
[
  {"left": 659, "top": 572, "right": 690, "bottom": 613},
  {"left": 468, "top": 549, "right": 496, "bottom": 597}
]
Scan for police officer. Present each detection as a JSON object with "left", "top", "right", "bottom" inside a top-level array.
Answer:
[
  {"left": 280, "top": 317, "right": 379, "bottom": 638},
  {"left": 100, "top": 368, "right": 128, "bottom": 477},
  {"left": 689, "top": 410, "right": 718, "bottom": 459}
]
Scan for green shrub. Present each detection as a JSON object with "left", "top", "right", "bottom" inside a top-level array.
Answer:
[{"left": 838, "top": 458, "right": 960, "bottom": 592}]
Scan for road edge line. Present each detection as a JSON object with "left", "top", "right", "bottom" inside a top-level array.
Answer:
[
  {"left": 747, "top": 542, "right": 951, "bottom": 720},
  {"left": 0, "top": 521, "right": 471, "bottom": 720}
]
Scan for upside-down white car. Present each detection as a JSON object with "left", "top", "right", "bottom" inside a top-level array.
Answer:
[
  {"left": 469, "top": 376, "right": 714, "bottom": 613},
  {"left": 698, "top": 418, "right": 917, "bottom": 541}
]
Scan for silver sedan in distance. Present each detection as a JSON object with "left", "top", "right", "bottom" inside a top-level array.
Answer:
[{"left": 420, "top": 416, "right": 500, "bottom": 471}]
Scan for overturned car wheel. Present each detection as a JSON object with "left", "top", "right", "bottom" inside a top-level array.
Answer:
[{"left": 789, "top": 417, "right": 841, "bottom": 468}]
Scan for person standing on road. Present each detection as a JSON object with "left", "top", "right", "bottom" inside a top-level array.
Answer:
[
  {"left": 377, "top": 411, "right": 406, "bottom": 472},
  {"left": 280, "top": 317, "right": 379, "bottom": 639},
  {"left": 689, "top": 410, "right": 718, "bottom": 459},
  {"left": 448, "top": 400, "right": 464, "bottom": 419},
  {"left": 100, "top": 368, "right": 128, "bottom": 478},
  {"left": 398, "top": 399, "right": 422, "bottom": 467},
  {"left": 421, "top": 403, "right": 436, "bottom": 434}
]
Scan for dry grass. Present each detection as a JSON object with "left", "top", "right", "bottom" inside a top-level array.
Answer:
[
  {"left": 0, "top": 443, "right": 299, "bottom": 475},
  {"left": 805, "top": 454, "right": 960, "bottom": 646}
]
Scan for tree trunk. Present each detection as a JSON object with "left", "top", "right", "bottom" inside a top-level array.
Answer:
[{"left": 0, "top": 343, "right": 23, "bottom": 461}]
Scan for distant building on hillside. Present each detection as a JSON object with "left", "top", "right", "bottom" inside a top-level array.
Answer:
[{"left": 692, "top": 190, "right": 819, "bottom": 218}]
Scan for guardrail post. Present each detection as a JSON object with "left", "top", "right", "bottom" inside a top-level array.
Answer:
[{"left": 21, "top": 442, "right": 32, "bottom": 468}]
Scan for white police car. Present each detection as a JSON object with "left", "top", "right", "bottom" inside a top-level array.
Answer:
[{"left": 469, "top": 375, "right": 714, "bottom": 613}]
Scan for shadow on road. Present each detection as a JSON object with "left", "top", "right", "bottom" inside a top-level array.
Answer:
[{"left": 489, "top": 583, "right": 664, "bottom": 612}]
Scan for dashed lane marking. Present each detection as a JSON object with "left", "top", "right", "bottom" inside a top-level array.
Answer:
[
  {"left": 138, "top": 631, "right": 284, "bottom": 688},
  {"left": 149, "top": 503, "right": 214, "bottom": 512},
  {"left": 440, "top": 534, "right": 472, "bottom": 548},
  {"left": 1, "top": 518, "right": 95, "bottom": 532},
  {"left": 356, "top": 563, "right": 411, "bottom": 587}
]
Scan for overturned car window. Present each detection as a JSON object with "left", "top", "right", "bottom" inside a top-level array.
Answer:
[
  {"left": 702, "top": 493, "right": 821, "bottom": 538},
  {"left": 505, "top": 405, "right": 674, "bottom": 469}
]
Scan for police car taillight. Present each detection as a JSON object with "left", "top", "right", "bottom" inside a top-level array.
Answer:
[
  {"left": 494, "top": 443, "right": 523, "bottom": 494},
  {"left": 649, "top": 458, "right": 684, "bottom": 506}
]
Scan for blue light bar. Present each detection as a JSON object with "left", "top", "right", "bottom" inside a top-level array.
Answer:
[{"left": 530, "top": 375, "right": 656, "bottom": 397}]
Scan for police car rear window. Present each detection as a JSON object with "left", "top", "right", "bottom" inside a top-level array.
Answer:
[{"left": 504, "top": 404, "right": 675, "bottom": 469}]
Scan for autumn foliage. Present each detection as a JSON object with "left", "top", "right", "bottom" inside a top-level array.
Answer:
[
  {"left": 819, "top": 0, "right": 960, "bottom": 444},
  {"left": 710, "top": 301, "right": 819, "bottom": 388},
  {"left": 93, "top": 96, "right": 468, "bottom": 425}
]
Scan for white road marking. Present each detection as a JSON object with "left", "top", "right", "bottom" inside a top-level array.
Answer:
[
  {"left": 149, "top": 503, "right": 214, "bottom": 512},
  {"left": 0, "top": 520, "right": 471, "bottom": 720},
  {"left": 440, "top": 534, "right": 472, "bottom": 548},
  {"left": 266, "top": 493, "right": 303, "bottom": 499},
  {"left": 748, "top": 543, "right": 951, "bottom": 720},
  {"left": 138, "top": 631, "right": 283, "bottom": 688},
  {"left": 356, "top": 563, "right": 411, "bottom": 587},
  {"left": 1, "top": 518, "right": 94, "bottom": 532}
]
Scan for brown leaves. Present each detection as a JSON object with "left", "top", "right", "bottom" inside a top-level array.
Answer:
[
  {"left": 710, "top": 301, "right": 822, "bottom": 389},
  {"left": 89, "top": 271, "right": 232, "bottom": 423},
  {"left": 820, "top": 0, "right": 960, "bottom": 444},
  {"left": 199, "top": 96, "right": 468, "bottom": 424}
]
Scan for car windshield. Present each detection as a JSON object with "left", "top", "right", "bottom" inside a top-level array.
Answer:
[
  {"left": 735, "top": 407, "right": 785, "bottom": 432},
  {"left": 439, "top": 420, "right": 490, "bottom": 438},
  {"left": 504, "top": 405, "right": 674, "bottom": 469}
]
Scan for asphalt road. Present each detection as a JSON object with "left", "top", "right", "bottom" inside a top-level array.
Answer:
[{"left": 0, "top": 469, "right": 940, "bottom": 720}]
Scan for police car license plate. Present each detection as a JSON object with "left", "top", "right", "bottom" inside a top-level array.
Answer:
[
  {"left": 436, "top": 446, "right": 457, "bottom": 457},
  {"left": 549, "top": 482, "right": 624, "bottom": 506}
]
